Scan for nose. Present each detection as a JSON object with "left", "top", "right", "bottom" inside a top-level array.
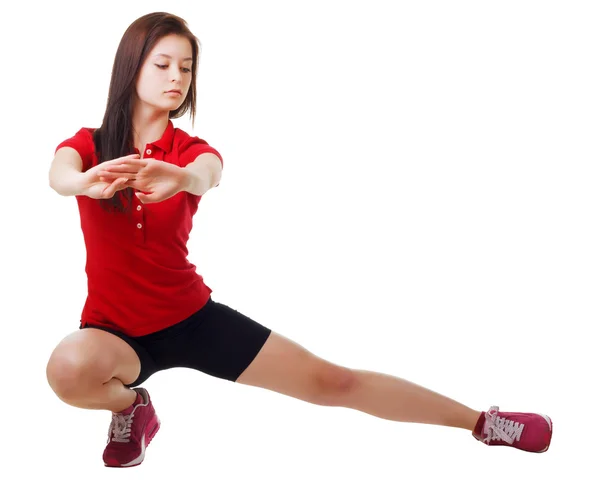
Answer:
[{"left": 170, "top": 66, "right": 182, "bottom": 83}]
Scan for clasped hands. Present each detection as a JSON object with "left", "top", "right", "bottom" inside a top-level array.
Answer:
[{"left": 99, "top": 155, "right": 188, "bottom": 204}]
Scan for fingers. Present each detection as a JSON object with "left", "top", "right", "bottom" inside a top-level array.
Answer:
[
  {"left": 134, "top": 191, "right": 153, "bottom": 203},
  {"left": 134, "top": 191, "right": 147, "bottom": 203},
  {"left": 99, "top": 167, "right": 139, "bottom": 178},
  {"left": 134, "top": 190, "right": 162, "bottom": 204},
  {"left": 115, "top": 154, "right": 143, "bottom": 163},
  {"left": 99, "top": 173, "right": 141, "bottom": 193},
  {"left": 101, "top": 157, "right": 152, "bottom": 176},
  {"left": 104, "top": 154, "right": 149, "bottom": 168},
  {"left": 104, "top": 177, "right": 129, "bottom": 197},
  {"left": 122, "top": 178, "right": 141, "bottom": 190},
  {"left": 102, "top": 163, "right": 144, "bottom": 174},
  {"left": 103, "top": 154, "right": 140, "bottom": 166}
]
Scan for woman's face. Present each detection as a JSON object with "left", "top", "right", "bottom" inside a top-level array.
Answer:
[{"left": 135, "top": 34, "right": 194, "bottom": 114}]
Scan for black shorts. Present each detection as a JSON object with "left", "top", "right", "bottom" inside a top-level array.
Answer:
[{"left": 80, "top": 297, "right": 272, "bottom": 388}]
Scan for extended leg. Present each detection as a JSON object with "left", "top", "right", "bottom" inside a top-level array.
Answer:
[{"left": 236, "top": 331, "right": 479, "bottom": 430}]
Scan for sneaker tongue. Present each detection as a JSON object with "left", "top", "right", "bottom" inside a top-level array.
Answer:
[
  {"left": 473, "top": 411, "right": 487, "bottom": 438},
  {"left": 482, "top": 419, "right": 493, "bottom": 437}
]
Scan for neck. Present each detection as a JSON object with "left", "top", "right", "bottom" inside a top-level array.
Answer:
[{"left": 131, "top": 105, "right": 170, "bottom": 154}]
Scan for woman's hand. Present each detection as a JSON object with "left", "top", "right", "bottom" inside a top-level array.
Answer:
[
  {"left": 98, "top": 158, "right": 187, "bottom": 204},
  {"left": 81, "top": 154, "right": 147, "bottom": 200}
]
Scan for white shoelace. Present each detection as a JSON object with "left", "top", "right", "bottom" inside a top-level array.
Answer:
[
  {"left": 483, "top": 406, "right": 524, "bottom": 445},
  {"left": 107, "top": 413, "right": 135, "bottom": 443}
]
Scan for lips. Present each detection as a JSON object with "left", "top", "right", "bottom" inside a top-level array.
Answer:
[{"left": 166, "top": 89, "right": 182, "bottom": 94}]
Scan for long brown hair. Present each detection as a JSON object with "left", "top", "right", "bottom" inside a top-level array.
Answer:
[{"left": 93, "top": 12, "right": 201, "bottom": 213}]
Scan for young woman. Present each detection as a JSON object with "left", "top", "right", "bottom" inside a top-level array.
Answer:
[{"left": 47, "top": 12, "right": 553, "bottom": 468}]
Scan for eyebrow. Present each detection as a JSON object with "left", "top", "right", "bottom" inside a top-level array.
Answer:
[{"left": 154, "top": 53, "right": 193, "bottom": 61}]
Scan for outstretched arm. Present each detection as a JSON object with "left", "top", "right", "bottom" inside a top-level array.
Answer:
[{"left": 182, "top": 153, "right": 223, "bottom": 196}]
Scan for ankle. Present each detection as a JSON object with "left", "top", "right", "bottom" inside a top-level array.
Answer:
[{"left": 471, "top": 410, "right": 485, "bottom": 435}]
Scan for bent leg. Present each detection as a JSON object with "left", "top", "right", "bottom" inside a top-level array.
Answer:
[{"left": 46, "top": 328, "right": 140, "bottom": 412}]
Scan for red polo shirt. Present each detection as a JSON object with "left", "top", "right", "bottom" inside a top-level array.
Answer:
[{"left": 55, "top": 120, "right": 223, "bottom": 337}]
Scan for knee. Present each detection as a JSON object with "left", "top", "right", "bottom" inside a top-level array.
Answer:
[
  {"left": 46, "top": 351, "right": 109, "bottom": 402},
  {"left": 313, "top": 364, "right": 356, "bottom": 405},
  {"left": 46, "top": 352, "right": 86, "bottom": 401}
]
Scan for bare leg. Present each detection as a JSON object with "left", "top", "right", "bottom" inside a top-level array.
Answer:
[
  {"left": 237, "top": 332, "right": 481, "bottom": 431},
  {"left": 47, "top": 329, "right": 141, "bottom": 413},
  {"left": 58, "top": 377, "right": 138, "bottom": 413},
  {"left": 337, "top": 369, "right": 480, "bottom": 430}
]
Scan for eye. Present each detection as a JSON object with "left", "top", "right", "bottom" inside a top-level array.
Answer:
[
  {"left": 155, "top": 64, "right": 168, "bottom": 69},
  {"left": 182, "top": 67, "right": 191, "bottom": 73}
]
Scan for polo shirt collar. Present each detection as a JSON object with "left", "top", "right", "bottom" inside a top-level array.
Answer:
[{"left": 149, "top": 120, "right": 175, "bottom": 153}]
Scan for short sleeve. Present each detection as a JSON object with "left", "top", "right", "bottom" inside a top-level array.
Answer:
[
  {"left": 178, "top": 136, "right": 224, "bottom": 168},
  {"left": 55, "top": 128, "right": 96, "bottom": 172}
]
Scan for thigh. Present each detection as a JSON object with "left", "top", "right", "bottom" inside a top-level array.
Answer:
[
  {"left": 139, "top": 298, "right": 272, "bottom": 382},
  {"left": 235, "top": 330, "right": 355, "bottom": 405},
  {"left": 46, "top": 327, "right": 143, "bottom": 388}
]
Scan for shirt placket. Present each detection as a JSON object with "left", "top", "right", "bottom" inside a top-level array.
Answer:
[{"left": 133, "top": 144, "right": 158, "bottom": 245}]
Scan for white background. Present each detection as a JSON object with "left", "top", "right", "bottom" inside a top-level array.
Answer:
[{"left": 1, "top": 0, "right": 598, "bottom": 481}]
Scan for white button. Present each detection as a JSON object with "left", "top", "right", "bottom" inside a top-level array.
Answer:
[
  {"left": 137, "top": 205, "right": 142, "bottom": 211},
  {"left": 137, "top": 223, "right": 142, "bottom": 229},
  {"left": 146, "top": 149, "right": 152, "bottom": 155}
]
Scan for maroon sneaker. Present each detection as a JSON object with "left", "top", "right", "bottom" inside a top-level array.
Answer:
[
  {"left": 472, "top": 406, "right": 552, "bottom": 453},
  {"left": 103, "top": 388, "right": 160, "bottom": 467}
]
